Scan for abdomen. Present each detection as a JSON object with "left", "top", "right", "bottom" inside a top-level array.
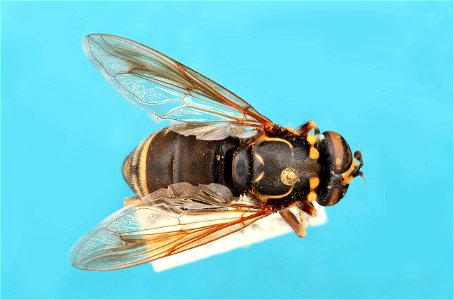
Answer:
[{"left": 122, "top": 129, "right": 238, "bottom": 198}]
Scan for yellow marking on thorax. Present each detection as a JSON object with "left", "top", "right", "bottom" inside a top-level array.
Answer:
[
  {"left": 253, "top": 187, "right": 294, "bottom": 202},
  {"left": 306, "top": 134, "right": 316, "bottom": 146},
  {"left": 255, "top": 134, "right": 293, "bottom": 149},
  {"left": 254, "top": 153, "right": 265, "bottom": 165},
  {"left": 307, "top": 191, "right": 317, "bottom": 202},
  {"left": 268, "top": 187, "right": 294, "bottom": 199},
  {"left": 309, "top": 147, "right": 320, "bottom": 160},
  {"left": 309, "top": 177, "right": 320, "bottom": 190},
  {"left": 253, "top": 171, "right": 265, "bottom": 183}
]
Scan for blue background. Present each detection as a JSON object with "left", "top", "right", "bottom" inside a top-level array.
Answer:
[{"left": 2, "top": 1, "right": 452, "bottom": 298}]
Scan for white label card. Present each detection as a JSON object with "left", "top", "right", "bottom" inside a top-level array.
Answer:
[{"left": 151, "top": 204, "right": 327, "bottom": 272}]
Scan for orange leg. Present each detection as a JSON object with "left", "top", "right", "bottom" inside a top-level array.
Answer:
[
  {"left": 279, "top": 207, "right": 307, "bottom": 238},
  {"left": 298, "top": 201, "right": 317, "bottom": 217},
  {"left": 298, "top": 120, "right": 320, "bottom": 135},
  {"left": 124, "top": 196, "right": 140, "bottom": 206}
]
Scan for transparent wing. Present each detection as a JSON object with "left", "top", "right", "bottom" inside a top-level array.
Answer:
[
  {"left": 83, "top": 34, "right": 276, "bottom": 139},
  {"left": 70, "top": 183, "right": 272, "bottom": 271}
]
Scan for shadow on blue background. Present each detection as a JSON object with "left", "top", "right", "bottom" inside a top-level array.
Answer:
[{"left": 2, "top": 1, "right": 452, "bottom": 298}]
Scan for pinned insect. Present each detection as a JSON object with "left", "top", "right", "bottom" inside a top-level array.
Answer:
[{"left": 70, "top": 34, "right": 364, "bottom": 271}]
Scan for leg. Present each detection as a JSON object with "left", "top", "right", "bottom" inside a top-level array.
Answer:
[
  {"left": 124, "top": 196, "right": 140, "bottom": 206},
  {"left": 298, "top": 201, "right": 317, "bottom": 217},
  {"left": 279, "top": 207, "right": 307, "bottom": 238},
  {"left": 298, "top": 120, "right": 320, "bottom": 135}
]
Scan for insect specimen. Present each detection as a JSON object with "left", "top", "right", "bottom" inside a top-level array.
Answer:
[{"left": 70, "top": 34, "right": 364, "bottom": 271}]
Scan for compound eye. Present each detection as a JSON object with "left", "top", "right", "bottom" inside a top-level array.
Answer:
[
  {"left": 323, "top": 131, "right": 353, "bottom": 174},
  {"left": 318, "top": 184, "right": 349, "bottom": 206}
]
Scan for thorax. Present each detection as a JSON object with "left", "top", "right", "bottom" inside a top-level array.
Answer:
[{"left": 231, "top": 133, "right": 321, "bottom": 203}]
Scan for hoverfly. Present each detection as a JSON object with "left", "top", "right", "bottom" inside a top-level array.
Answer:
[{"left": 70, "top": 34, "right": 364, "bottom": 271}]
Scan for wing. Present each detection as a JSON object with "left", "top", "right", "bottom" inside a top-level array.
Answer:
[
  {"left": 70, "top": 183, "right": 273, "bottom": 271},
  {"left": 83, "top": 34, "right": 276, "bottom": 139}
]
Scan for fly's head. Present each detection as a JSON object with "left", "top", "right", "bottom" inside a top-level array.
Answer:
[{"left": 314, "top": 131, "right": 364, "bottom": 206}]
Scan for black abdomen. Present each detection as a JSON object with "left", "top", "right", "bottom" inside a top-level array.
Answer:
[{"left": 123, "top": 129, "right": 237, "bottom": 198}]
